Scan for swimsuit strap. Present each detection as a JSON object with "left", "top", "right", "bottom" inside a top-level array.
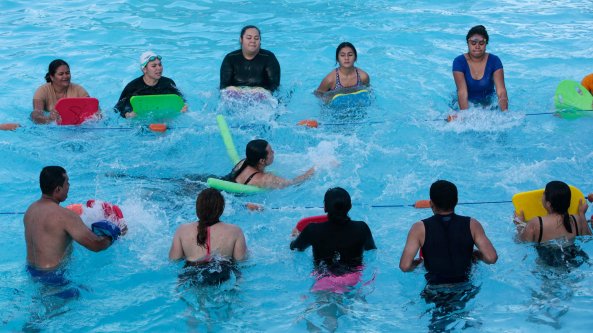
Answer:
[
  {"left": 244, "top": 171, "right": 259, "bottom": 185},
  {"left": 571, "top": 215, "right": 579, "bottom": 236},
  {"left": 537, "top": 216, "right": 543, "bottom": 244},
  {"left": 335, "top": 68, "right": 342, "bottom": 89},
  {"left": 355, "top": 68, "right": 362, "bottom": 86}
]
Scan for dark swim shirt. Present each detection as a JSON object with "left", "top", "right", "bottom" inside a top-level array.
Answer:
[
  {"left": 220, "top": 49, "right": 281, "bottom": 92},
  {"left": 421, "top": 213, "right": 474, "bottom": 285},
  {"left": 114, "top": 76, "right": 184, "bottom": 117},
  {"left": 290, "top": 219, "right": 376, "bottom": 276}
]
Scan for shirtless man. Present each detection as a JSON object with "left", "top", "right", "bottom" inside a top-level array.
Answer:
[{"left": 24, "top": 166, "right": 124, "bottom": 272}]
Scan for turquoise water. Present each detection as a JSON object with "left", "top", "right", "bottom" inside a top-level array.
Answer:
[{"left": 2, "top": 0, "right": 593, "bottom": 331}]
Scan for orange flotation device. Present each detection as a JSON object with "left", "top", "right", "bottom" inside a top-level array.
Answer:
[{"left": 66, "top": 199, "right": 126, "bottom": 228}]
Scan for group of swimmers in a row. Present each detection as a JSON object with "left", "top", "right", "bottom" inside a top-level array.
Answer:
[
  {"left": 29, "top": 24, "right": 539, "bottom": 125},
  {"left": 21, "top": 23, "right": 593, "bottom": 300},
  {"left": 25, "top": 161, "right": 592, "bottom": 295},
  {"left": 29, "top": 23, "right": 593, "bottom": 126}
]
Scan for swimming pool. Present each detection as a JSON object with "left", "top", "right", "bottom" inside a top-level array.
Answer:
[{"left": 2, "top": 0, "right": 593, "bottom": 331}]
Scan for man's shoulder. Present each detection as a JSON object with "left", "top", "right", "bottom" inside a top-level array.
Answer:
[{"left": 26, "top": 201, "right": 73, "bottom": 226}]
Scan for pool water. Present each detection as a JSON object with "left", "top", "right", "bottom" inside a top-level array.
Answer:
[{"left": 2, "top": 0, "right": 593, "bottom": 332}]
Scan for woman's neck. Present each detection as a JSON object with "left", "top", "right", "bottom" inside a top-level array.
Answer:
[
  {"left": 467, "top": 52, "right": 486, "bottom": 62},
  {"left": 51, "top": 82, "right": 67, "bottom": 95},
  {"left": 339, "top": 66, "right": 356, "bottom": 75},
  {"left": 142, "top": 75, "right": 158, "bottom": 86}
]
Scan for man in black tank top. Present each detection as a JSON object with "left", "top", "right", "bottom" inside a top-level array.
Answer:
[{"left": 399, "top": 180, "right": 498, "bottom": 284}]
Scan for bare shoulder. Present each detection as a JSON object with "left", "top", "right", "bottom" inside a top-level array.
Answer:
[
  {"left": 323, "top": 70, "right": 336, "bottom": 83},
  {"left": 357, "top": 68, "right": 370, "bottom": 79},
  {"left": 176, "top": 222, "right": 198, "bottom": 235},
  {"left": 409, "top": 220, "right": 425, "bottom": 235},
  {"left": 221, "top": 222, "right": 244, "bottom": 234},
  {"left": 318, "top": 70, "right": 336, "bottom": 90}
]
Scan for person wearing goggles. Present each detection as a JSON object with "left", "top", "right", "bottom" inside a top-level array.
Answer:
[
  {"left": 115, "top": 51, "right": 187, "bottom": 118},
  {"left": 452, "top": 25, "right": 508, "bottom": 111}
]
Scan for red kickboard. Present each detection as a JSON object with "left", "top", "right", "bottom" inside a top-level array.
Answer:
[
  {"left": 295, "top": 215, "right": 329, "bottom": 232},
  {"left": 55, "top": 97, "right": 99, "bottom": 125}
]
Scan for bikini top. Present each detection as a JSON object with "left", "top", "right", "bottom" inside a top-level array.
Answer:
[
  {"left": 335, "top": 68, "right": 362, "bottom": 89},
  {"left": 244, "top": 171, "right": 259, "bottom": 185},
  {"left": 226, "top": 159, "right": 259, "bottom": 184},
  {"left": 537, "top": 215, "right": 579, "bottom": 244}
]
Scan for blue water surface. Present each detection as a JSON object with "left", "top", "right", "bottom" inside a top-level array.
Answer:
[{"left": 1, "top": 0, "right": 593, "bottom": 332}]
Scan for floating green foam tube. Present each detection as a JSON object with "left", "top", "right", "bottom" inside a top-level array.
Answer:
[
  {"left": 207, "top": 177, "right": 265, "bottom": 194},
  {"left": 216, "top": 115, "right": 241, "bottom": 165}
]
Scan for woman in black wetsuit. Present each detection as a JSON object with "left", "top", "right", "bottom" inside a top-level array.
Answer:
[
  {"left": 219, "top": 25, "right": 281, "bottom": 92},
  {"left": 115, "top": 51, "right": 187, "bottom": 118}
]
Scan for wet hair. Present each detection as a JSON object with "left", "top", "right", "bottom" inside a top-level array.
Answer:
[
  {"left": 324, "top": 187, "right": 352, "bottom": 225},
  {"left": 196, "top": 188, "right": 225, "bottom": 248},
  {"left": 45, "top": 59, "right": 70, "bottom": 83},
  {"left": 240, "top": 25, "right": 261, "bottom": 39},
  {"left": 544, "top": 181, "right": 572, "bottom": 233},
  {"left": 39, "top": 166, "right": 67, "bottom": 195},
  {"left": 466, "top": 25, "right": 489, "bottom": 44},
  {"left": 430, "top": 180, "right": 458, "bottom": 211},
  {"left": 335, "top": 42, "right": 358, "bottom": 63},
  {"left": 232, "top": 139, "right": 269, "bottom": 182}
]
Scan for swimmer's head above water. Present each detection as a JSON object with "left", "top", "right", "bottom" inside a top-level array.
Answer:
[
  {"left": 465, "top": 25, "right": 489, "bottom": 44},
  {"left": 240, "top": 25, "right": 261, "bottom": 58},
  {"left": 45, "top": 59, "right": 70, "bottom": 83},
  {"left": 245, "top": 139, "right": 273, "bottom": 168},
  {"left": 335, "top": 42, "right": 358, "bottom": 65},
  {"left": 429, "top": 180, "right": 458, "bottom": 212},
  {"left": 40, "top": 165, "right": 69, "bottom": 202},
  {"left": 543, "top": 181, "right": 573, "bottom": 232},
  {"left": 324, "top": 187, "right": 352, "bottom": 225}
]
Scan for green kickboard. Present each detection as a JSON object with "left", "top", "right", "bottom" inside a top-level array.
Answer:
[
  {"left": 554, "top": 80, "right": 593, "bottom": 113},
  {"left": 130, "top": 94, "right": 184, "bottom": 118}
]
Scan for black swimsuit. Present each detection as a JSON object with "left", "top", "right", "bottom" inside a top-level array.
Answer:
[
  {"left": 535, "top": 215, "right": 588, "bottom": 268},
  {"left": 536, "top": 215, "right": 579, "bottom": 243},
  {"left": 243, "top": 171, "right": 259, "bottom": 185}
]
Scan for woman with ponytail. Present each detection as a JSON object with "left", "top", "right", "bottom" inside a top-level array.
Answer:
[
  {"left": 228, "top": 139, "right": 315, "bottom": 189},
  {"left": 169, "top": 188, "right": 247, "bottom": 285},
  {"left": 32, "top": 59, "right": 91, "bottom": 124},
  {"left": 290, "top": 187, "right": 376, "bottom": 292},
  {"left": 516, "top": 181, "right": 591, "bottom": 267},
  {"left": 516, "top": 181, "right": 590, "bottom": 243}
]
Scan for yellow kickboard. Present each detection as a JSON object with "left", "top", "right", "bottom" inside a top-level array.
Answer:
[{"left": 512, "top": 185, "right": 584, "bottom": 221}]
